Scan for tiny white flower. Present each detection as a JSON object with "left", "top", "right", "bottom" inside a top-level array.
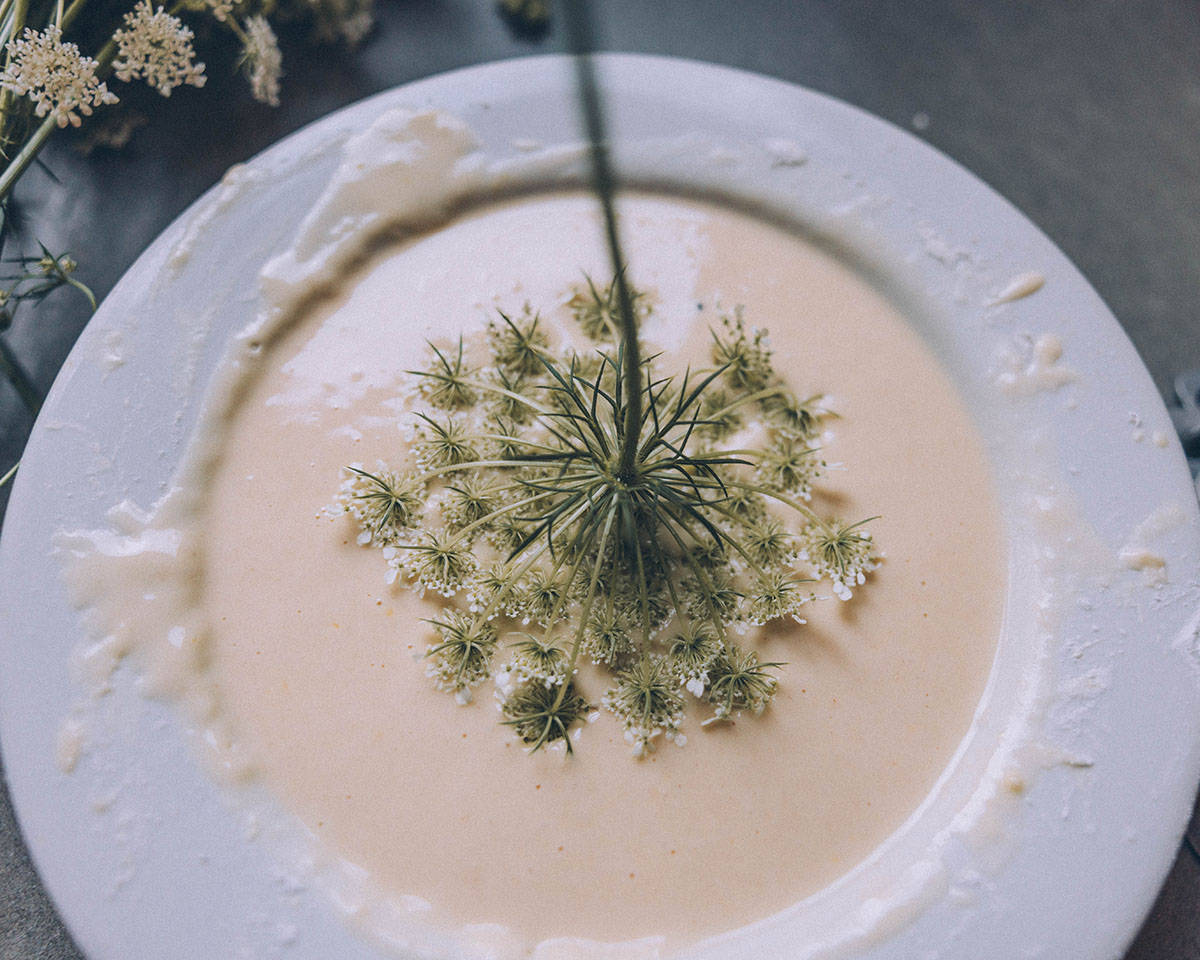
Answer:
[
  {"left": 493, "top": 667, "right": 516, "bottom": 700},
  {"left": 0, "top": 25, "right": 117, "bottom": 127}
]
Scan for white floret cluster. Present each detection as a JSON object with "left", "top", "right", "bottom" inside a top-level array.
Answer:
[
  {"left": 0, "top": 25, "right": 117, "bottom": 127},
  {"left": 113, "top": 1, "right": 207, "bottom": 96}
]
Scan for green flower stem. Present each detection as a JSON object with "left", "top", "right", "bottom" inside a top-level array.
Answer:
[
  {"left": 715, "top": 478, "right": 824, "bottom": 526},
  {"left": 511, "top": 486, "right": 598, "bottom": 561},
  {"left": 536, "top": 524, "right": 592, "bottom": 629},
  {"left": 0, "top": 460, "right": 17, "bottom": 487},
  {"left": 560, "top": 0, "right": 643, "bottom": 483},
  {"left": 624, "top": 496, "right": 652, "bottom": 644},
  {"left": 441, "top": 377, "right": 556, "bottom": 419},
  {"left": 444, "top": 485, "right": 586, "bottom": 546},
  {"left": 59, "top": 0, "right": 92, "bottom": 32},
  {"left": 463, "top": 486, "right": 596, "bottom": 633},
  {"left": 702, "top": 384, "right": 789, "bottom": 422},
  {"left": 419, "top": 457, "right": 583, "bottom": 479},
  {"left": 661, "top": 521, "right": 729, "bottom": 636},
  {"left": 551, "top": 500, "right": 617, "bottom": 712},
  {"left": 0, "top": 93, "right": 65, "bottom": 207},
  {"left": 656, "top": 498, "right": 769, "bottom": 581},
  {"left": 0, "top": 0, "right": 19, "bottom": 53}
]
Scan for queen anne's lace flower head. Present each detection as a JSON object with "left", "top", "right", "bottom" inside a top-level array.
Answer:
[
  {"left": 331, "top": 463, "right": 423, "bottom": 546},
  {"left": 113, "top": 1, "right": 206, "bottom": 97},
  {"left": 425, "top": 612, "right": 497, "bottom": 694},
  {"left": 0, "top": 25, "right": 117, "bottom": 127},
  {"left": 329, "top": 277, "right": 880, "bottom": 758},
  {"left": 805, "top": 519, "right": 878, "bottom": 601},
  {"left": 603, "top": 657, "right": 686, "bottom": 757},
  {"left": 241, "top": 15, "right": 282, "bottom": 107}
]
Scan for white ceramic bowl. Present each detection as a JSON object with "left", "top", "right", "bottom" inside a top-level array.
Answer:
[{"left": 2, "top": 55, "right": 1199, "bottom": 960}]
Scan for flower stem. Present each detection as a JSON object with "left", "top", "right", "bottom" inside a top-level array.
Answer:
[
  {"left": 561, "top": 0, "right": 642, "bottom": 482},
  {"left": 0, "top": 115, "right": 52, "bottom": 202}
]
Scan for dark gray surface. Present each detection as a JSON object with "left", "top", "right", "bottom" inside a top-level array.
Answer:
[{"left": 2, "top": 1, "right": 1199, "bottom": 958}]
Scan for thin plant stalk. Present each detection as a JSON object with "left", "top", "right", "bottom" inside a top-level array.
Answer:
[{"left": 560, "top": 0, "right": 643, "bottom": 481}]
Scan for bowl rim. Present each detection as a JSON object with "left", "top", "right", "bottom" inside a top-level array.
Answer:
[{"left": 2, "top": 52, "right": 1199, "bottom": 960}]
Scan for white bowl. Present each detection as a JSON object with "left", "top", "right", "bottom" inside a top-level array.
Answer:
[{"left": 2, "top": 54, "right": 1198, "bottom": 960}]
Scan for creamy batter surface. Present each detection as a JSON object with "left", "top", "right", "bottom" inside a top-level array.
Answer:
[{"left": 200, "top": 193, "right": 1003, "bottom": 950}]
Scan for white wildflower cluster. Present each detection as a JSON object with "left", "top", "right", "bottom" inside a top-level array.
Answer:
[
  {"left": 504, "top": 637, "right": 569, "bottom": 688},
  {"left": 0, "top": 25, "right": 117, "bottom": 127},
  {"left": 602, "top": 657, "right": 685, "bottom": 757},
  {"left": 803, "top": 519, "right": 879, "bottom": 601},
  {"left": 0, "top": 0, "right": 376, "bottom": 145},
  {"left": 389, "top": 529, "right": 476, "bottom": 597},
  {"left": 709, "top": 309, "right": 773, "bottom": 392},
  {"left": 412, "top": 412, "right": 478, "bottom": 471},
  {"left": 425, "top": 611, "right": 497, "bottom": 697},
  {"left": 241, "top": 14, "right": 282, "bottom": 106},
  {"left": 331, "top": 278, "right": 879, "bottom": 758},
  {"left": 664, "top": 622, "right": 724, "bottom": 696},
  {"left": 465, "top": 562, "right": 525, "bottom": 620},
  {"left": 755, "top": 436, "right": 824, "bottom": 501},
  {"left": 581, "top": 607, "right": 636, "bottom": 665},
  {"left": 744, "top": 570, "right": 813, "bottom": 625},
  {"left": 707, "top": 646, "right": 779, "bottom": 721},
  {"left": 330, "top": 462, "right": 422, "bottom": 546},
  {"left": 113, "top": 1, "right": 207, "bottom": 96}
]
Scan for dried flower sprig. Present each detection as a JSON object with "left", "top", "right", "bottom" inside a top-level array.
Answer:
[{"left": 333, "top": 277, "right": 881, "bottom": 758}]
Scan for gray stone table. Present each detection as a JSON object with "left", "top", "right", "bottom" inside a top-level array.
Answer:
[{"left": 2, "top": 1, "right": 1199, "bottom": 958}]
